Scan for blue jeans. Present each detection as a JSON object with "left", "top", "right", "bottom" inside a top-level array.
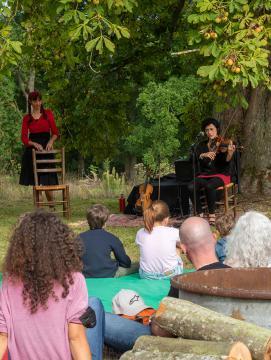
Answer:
[
  {"left": 86, "top": 297, "right": 105, "bottom": 360},
  {"left": 139, "top": 263, "right": 183, "bottom": 280},
  {"left": 86, "top": 297, "right": 151, "bottom": 355},
  {"left": 104, "top": 313, "right": 151, "bottom": 353}
]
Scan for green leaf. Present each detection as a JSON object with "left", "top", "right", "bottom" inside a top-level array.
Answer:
[
  {"left": 107, "top": 0, "right": 114, "bottom": 9},
  {"left": 69, "top": 26, "right": 82, "bottom": 40},
  {"left": 187, "top": 14, "right": 200, "bottom": 24},
  {"left": 236, "top": 30, "right": 248, "bottom": 40},
  {"left": 248, "top": 73, "right": 258, "bottom": 88},
  {"left": 255, "top": 57, "right": 268, "bottom": 66},
  {"left": 197, "top": 64, "right": 217, "bottom": 79},
  {"left": 10, "top": 41, "right": 22, "bottom": 54},
  {"left": 114, "top": 28, "right": 121, "bottom": 40},
  {"left": 85, "top": 37, "right": 99, "bottom": 52},
  {"left": 104, "top": 37, "right": 115, "bottom": 52},
  {"left": 200, "top": 45, "right": 212, "bottom": 57},
  {"left": 119, "top": 27, "right": 130, "bottom": 39},
  {"left": 211, "top": 43, "right": 220, "bottom": 57},
  {"left": 198, "top": 0, "right": 213, "bottom": 12},
  {"left": 96, "top": 37, "right": 104, "bottom": 54},
  {"left": 2, "top": 7, "right": 11, "bottom": 17}
]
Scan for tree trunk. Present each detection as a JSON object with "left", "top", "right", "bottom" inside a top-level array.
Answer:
[
  {"left": 78, "top": 154, "right": 85, "bottom": 177},
  {"left": 154, "top": 297, "right": 271, "bottom": 360},
  {"left": 124, "top": 155, "right": 137, "bottom": 181},
  {"left": 17, "top": 68, "right": 35, "bottom": 112},
  {"left": 133, "top": 336, "right": 251, "bottom": 359},
  {"left": 28, "top": 68, "right": 35, "bottom": 92},
  {"left": 120, "top": 350, "right": 246, "bottom": 360},
  {"left": 218, "top": 87, "right": 271, "bottom": 195},
  {"left": 241, "top": 87, "right": 271, "bottom": 194}
]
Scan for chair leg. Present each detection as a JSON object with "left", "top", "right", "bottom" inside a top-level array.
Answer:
[
  {"left": 224, "top": 186, "right": 229, "bottom": 213},
  {"left": 33, "top": 187, "right": 36, "bottom": 206},
  {"left": 62, "top": 186, "right": 71, "bottom": 219},
  {"left": 66, "top": 185, "right": 71, "bottom": 219},
  {"left": 63, "top": 188, "right": 67, "bottom": 217},
  {"left": 33, "top": 189, "right": 41, "bottom": 208}
]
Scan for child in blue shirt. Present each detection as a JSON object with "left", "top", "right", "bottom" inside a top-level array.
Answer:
[{"left": 215, "top": 213, "right": 235, "bottom": 262}]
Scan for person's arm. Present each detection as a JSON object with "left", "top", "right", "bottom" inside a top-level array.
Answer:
[
  {"left": 0, "top": 286, "right": 8, "bottom": 359},
  {"left": 112, "top": 237, "right": 131, "bottom": 268},
  {"left": 0, "top": 333, "right": 7, "bottom": 359},
  {"left": 196, "top": 142, "right": 216, "bottom": 164},
  {"left": 68, "top": 323, "right": 91, "bottom": 360},
  {"left": 46, "top": 134, "right": 58, "bottom": 151},
  {"left": 46, "top": 110, "right": 59, "bottom": 151},
  {"left": 226, "top": 141, "right": 236, "bottom": 162}
]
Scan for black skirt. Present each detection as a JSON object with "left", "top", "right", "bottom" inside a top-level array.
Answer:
[{"left": 19, "top": 132, "right": 58, "bottom": 186}]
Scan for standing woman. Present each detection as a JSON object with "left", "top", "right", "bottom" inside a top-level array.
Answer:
[
  {"left": 188, "top": 118, "right": 235, "bottom": 225},
  {"left": 19, "top": 91, "right": 59, "bottom": 204}
]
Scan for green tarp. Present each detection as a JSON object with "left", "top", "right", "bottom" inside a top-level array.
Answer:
[
  {"left": 86, "top": 273, "right": 170, "bottom": 312},
  {"left": 0, "top": 270, "right": 194, "bottom": 312},
  {"left": 86, "top": 270, "right": 194, "bottom": 312}
]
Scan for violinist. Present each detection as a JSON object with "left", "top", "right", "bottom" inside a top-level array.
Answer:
[{"left": 188, "top": 118, "right": 236, "bottom": 225}]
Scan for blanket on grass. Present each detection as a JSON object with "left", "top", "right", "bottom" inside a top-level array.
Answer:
[
  {"left": 86, "top": 270, "right": 194, "bottom": 312},
  {"left": 0, "top": 270, "right": 194, "bottom": 312}
]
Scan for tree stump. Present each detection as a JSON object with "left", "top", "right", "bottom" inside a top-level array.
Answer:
[
  {"left": 154, "top": 297, "right": 271, "bottom": 360},
  {"left": 133, "top": 336, "right": 251, "bottom": 359}
]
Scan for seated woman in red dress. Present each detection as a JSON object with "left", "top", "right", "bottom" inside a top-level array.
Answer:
[{"left": 188, "top": 118, "right": 235, "bottom": 225}]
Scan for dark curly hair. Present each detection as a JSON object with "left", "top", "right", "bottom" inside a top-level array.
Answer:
[
  {"left": 3, "top": 209, "right": 83, "bottom": 314},
  {"left": 201, "top": 117, "right": 221, "bottom": 133}
]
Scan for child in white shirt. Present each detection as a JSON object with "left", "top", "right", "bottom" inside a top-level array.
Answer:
[{"left": 136, "top": 200, "right": 183, "bottom": 279}]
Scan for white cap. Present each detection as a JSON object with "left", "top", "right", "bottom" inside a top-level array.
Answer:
[{"left": 112, "top": 289, "right": 150, "bottom": 316}]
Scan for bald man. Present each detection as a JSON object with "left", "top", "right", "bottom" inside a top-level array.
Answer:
[{"left": 168, "top": 217, "right": 230, "bottom": 298}]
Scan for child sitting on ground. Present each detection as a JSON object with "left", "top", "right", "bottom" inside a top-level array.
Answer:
[
  {"left": 215, "top": 213, "right": 235, "bottom": 262},
  {"left": 80, "top": 204, "right": 138, "bottom": 278},
  {"left": 136, "top": 200, "right": 183, "bottom": 280}
]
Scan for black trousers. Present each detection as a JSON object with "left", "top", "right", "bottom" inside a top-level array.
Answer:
[{"left": 188, "top": 177, "right": 224, "bottom": 214}]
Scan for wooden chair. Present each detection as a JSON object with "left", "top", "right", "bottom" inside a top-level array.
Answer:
[
  {"left": 200, "top": 151, "right": 239, "bottom": 220},
  {"left": 32, "top": 147, "right": 71, "bottom": 218},
  {"left": 200, "top": 182, "right": 238, "bottom": 220},
  {"left": 215, "top": 182, "right": 238, "bottom": 219}
]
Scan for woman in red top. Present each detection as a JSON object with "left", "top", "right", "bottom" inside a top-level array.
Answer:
[{"left": 19, "top": 91, "right": 59, "bottom": 204}]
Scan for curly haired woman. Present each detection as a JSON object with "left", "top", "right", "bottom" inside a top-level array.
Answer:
[{"left": 0, "top": 210, "right": 91, "bottom": 360}]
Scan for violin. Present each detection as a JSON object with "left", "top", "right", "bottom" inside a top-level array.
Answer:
[
  {"left": 135, "top": 182, "right": 153, "bottom": 215},
  {"left": 209, "top": 136, "right": 243, "bottom": 153}
]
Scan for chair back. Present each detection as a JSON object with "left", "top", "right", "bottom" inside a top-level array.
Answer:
[{"left": 32, "top": 148, "right": 65, "bottom": 186}]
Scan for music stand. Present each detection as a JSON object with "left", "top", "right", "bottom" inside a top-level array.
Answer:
[{"left": 174, "top": 160, "right": 193, "bottom": 217}]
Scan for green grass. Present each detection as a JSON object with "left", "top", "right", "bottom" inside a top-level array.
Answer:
[{"left": 0, "top": 197, "right": 140, "bottom": 267}]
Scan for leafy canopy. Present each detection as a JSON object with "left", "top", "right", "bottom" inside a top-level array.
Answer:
[
  {"left": 0, "top": 0, "right": 137, "bottom": 72},
  {"left": 185, "top": 0, "right": 271, "bottom": 107}
]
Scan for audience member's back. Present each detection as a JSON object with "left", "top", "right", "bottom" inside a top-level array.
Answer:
[
  {"left": 225, "top": 211, "right": 271, "bottom": 267},
  {"left": 0, "top": 209, "right": 90, "bottom": 360},
  {"left": 80, "top": 204, "right": 131, "bottom": 278},
  {"left": 136, "top": 200, "right": 183, "bottom": 280},
  {"left": 168, "top": 217, "right": 230, "bottom": 298}
]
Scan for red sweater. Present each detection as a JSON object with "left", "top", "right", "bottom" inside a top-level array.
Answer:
[{"left": 21, "top": 109, "right": 59, "bottom": 146}]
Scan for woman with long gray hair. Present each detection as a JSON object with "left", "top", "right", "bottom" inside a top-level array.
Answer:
[{"left": 225, "top": 211, "right": 271, "bottom": 267}]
